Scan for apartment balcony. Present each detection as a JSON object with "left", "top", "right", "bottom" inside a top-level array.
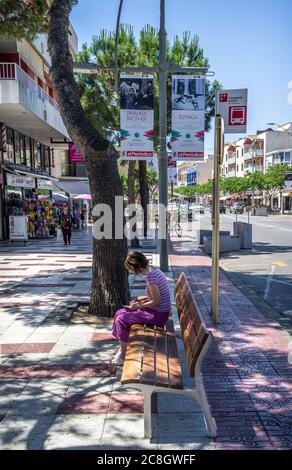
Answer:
[
  {"left": 244, "top": 166, "right": 264, "bottom": 174},
  {"left": 227, "top": 156, "right": 236, "bottom": 165},
  {"left": 0, "top": 62, "right": 69, "bottom": 145},
  {"left": 244, "top": 149, "right": 264, "bottom": 161}
]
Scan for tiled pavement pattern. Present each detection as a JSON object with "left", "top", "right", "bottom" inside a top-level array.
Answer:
[
  {"left": 170, "top": 235, "right": 292, "bottom": 450},
  {"left": 0, "top": 227, "right": 290, "bottom": 449},
  {"left": 0, "top": 230, "right": 212, "bottom": 449}
]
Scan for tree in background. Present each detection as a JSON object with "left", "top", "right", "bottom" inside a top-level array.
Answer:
[
  {"left": 0, "top": 0, "right": 48, "bottom": 40},
  {"left": 47, "top": 0, "right": 130, "bottom": 316},
  {"left": 76, "top": 25, "right": 221, "bottom": 235},
  {"left": 263, "top": 164, "right": 292, "bottom": 211}
]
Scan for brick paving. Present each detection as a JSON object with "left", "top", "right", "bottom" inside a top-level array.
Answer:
[
  {"left": 0, "top": 228, "right": 290, "bottom": 449},
  {"left": 170, "top": 235, "right": 291, "bottom": 450}
]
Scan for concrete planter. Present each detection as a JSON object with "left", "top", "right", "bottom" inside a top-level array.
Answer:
[
  {"left": 196, "top": 229, "right": 230, "bottom": 245},
  {"left": 203, "top": 235, "right": 241, "bottom": 255},
  {"left": 233, "top": 222, "right": 252, "bottom": 249},
  {"left": 251, "top": 207, "right": 268, "bottom": 216}
]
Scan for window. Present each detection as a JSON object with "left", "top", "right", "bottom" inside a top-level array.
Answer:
[
  {"left": 14, "top": 131, "right": 21, "bottom": 164},
  {"left": 44, "top": 146, "right": 50, "bottom": 172},
  {"left": 279, "top": 152, "right": 284, "bottom": 162},
  {"left": 5, "top": 127, "right": 14, "bottom": 163},
  {"left": 19, "top": 133, "right": 26, "bottom": 165},
  {"left": 285, "top": 152, "right": 291, "bottom": 162},
  {"left": 241, "top": 164, "right": 243, "bottom": 171},
  {"left": 25, "top": 136, "right": 32, "bottom": 168}
]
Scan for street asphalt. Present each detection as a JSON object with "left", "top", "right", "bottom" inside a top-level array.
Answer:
[{"left": 180, "top": 211, "right": 292, "bottom": 333}]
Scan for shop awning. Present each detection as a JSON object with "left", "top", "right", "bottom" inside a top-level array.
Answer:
[
  {"left": 54, "top": 179, "right": 90, "bottom": 196},
  {"left": 3, "top": 165, "right": 58, "bottom": 181}
]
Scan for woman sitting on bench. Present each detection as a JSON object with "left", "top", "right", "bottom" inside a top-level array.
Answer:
[{"left": 111, "top": 251, "right": 171, "bottom": 365}]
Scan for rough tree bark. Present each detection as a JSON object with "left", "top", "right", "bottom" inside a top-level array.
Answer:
[
  {"left": 138, "top": 160, "right": 149, "bottom": 237},
  {"left": 47, "top": 0, "right": 130, "bottom": 316},
  {"left": 128, "top": 160, "right": 140, "bottom": 248}
]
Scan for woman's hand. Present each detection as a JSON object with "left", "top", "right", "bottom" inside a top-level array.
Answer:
[{"left": 129, "top": 301, "right": 142, "bottom": 310}]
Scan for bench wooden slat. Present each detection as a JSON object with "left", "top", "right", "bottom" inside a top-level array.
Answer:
[
  {"left": 166, "top": 332, "right": 183, "bottom": 389},
  {"left": 121, "top": 324, "right": 144, "bottom": 385},
  {"left": 140, "top": 326, "right": 156, "bottom": 385},
  {"left": 154, "top": 327, "right": 170, "bottom": 387}
]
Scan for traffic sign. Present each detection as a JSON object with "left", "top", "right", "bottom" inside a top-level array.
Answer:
[{"left": 216, "top": 89, "right": 248, "bottom": 134}]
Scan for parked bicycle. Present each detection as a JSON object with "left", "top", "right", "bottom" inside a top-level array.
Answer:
[{"left": 154, "top": 211, "right": 182, "bottom": 237}]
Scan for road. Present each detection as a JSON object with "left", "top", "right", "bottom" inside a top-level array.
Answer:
[{"left": 176, "top": 210, "right": 292, "bottom": 331}]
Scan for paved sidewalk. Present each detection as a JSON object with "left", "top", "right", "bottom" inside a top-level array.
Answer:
[
  {"left": 0, "top": 228, "right": 291, "bottom": 449},
  {"left": 0, "top": 229, "right": 213, "bottom": 450},
  {"left": 170, "top": 235, "right": 292, "bottom": 450}
]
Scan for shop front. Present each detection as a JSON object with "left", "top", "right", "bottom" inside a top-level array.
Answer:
[{"left": 3, "top": 172, "right": 60, "bottom": 240}]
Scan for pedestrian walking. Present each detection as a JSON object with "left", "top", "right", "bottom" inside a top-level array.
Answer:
[
  {"left": 111, "top": 252, "right": 171, "bottom": 365},
  {"left": 58, "top": 204, "right": 74, "bottom": 245}
]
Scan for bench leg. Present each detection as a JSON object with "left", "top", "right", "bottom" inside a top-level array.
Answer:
[
  {"left": 196, "top": 379, "right": 217, "bottom": 438},
  {"left": 143, "top": 388, "right": 152, "bottom": 439}
]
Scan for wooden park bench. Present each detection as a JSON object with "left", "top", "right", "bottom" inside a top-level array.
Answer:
[{"left": 121, "top": 272, "right": 217, "bottom": 439}]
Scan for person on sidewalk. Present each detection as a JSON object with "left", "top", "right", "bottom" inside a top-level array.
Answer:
[
  {"left": 111, "top": 252, "right": 171, "bottom": 365},
  {"left": 58, "top": 205, "right": 74, "bottom": 245}
]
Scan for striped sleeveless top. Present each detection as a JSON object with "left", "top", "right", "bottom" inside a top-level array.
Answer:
[{"left": 146, "top": 267, "right": 171, "bottom": 313}]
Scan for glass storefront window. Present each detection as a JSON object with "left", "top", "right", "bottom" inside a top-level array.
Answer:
[
  {"left": 5, "top": 127, "right": 14, "bottom": 163},
  {"left": 20, "top": 133, "right": 26, "bottom": 165},
  {"left": 25, "top": 136, "right": 32, "bottom": 168},
  {"left": 44, "top": 146, "right": 50, "bottom": 172},
  {"left": 14, "top": 131, "right": 21, "bottom": 164},
  {"left": 37, "top": 142, "right": 42, "bottom": 169}
]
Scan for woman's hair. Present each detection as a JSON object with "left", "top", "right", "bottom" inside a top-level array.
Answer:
[{"left": 125, "top": 251, "right": 149, "bottom": 274}]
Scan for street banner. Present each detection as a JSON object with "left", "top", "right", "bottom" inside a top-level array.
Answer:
[
  {"left": 216, "top": 89, "right": 248, "bottom": 134},
  {"left": 120, "top": 74, "right": 154, "bottom": 160},
  {"left": 168, "top": 167, "right": 177, "bottom": 185},
  {"left": 171, "top": 75, "right": 205, "bottom": 161},
  {"left": 168, "top": 155, "right": 176, "bottom": 168},
  {"left": 284, "top": 172, "right": 292, "bottom": 191},
  {"left": 69, "top": 143, "right": 85, "bottom": 163}
]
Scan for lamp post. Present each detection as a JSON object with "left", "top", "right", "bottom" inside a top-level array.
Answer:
[
  {"left": 73, "top": 1, "right": 211, "bottom": 271},
  {"left": 266, "top": 122, "right": 292, "bottom": 135}
]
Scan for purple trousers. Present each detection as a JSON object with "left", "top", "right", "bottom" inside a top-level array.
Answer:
[{"left": 112, "top": 307, "right": 169, "bottom": 343}]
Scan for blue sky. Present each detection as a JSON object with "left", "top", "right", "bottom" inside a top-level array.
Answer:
[{"left": 70, "top": 0, "right": 292, "bottom": 152}]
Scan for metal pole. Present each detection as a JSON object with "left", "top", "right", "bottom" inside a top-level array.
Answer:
[
  {"left": 158, "top": 0, "right": 169, "bottom": 272},
  {"left": 252, "top": 142, "right": 255, "bottom": 206},
  {"left": 114, "top": 0, "right": 124, "bottom": 93},
  {"left": 211, "top": 115, "right": 224, "bottom": 323}
]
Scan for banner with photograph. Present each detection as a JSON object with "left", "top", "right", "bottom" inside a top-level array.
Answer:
[
  {"left": 171, "top": 75, "right": 205, "bottom": 161},
  {"left": 120, "top": 74, "right": 154, "bottom": 160}
]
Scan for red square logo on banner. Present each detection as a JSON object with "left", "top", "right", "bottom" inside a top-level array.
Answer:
[{"left": 219, "top": 93, "right": 228, "bottom": 102}]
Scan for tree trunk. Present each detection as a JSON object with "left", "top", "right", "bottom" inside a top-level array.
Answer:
[
  {"left": 47, "top": 0, "right": 130, "bottom": 316},
  {"left": 128, "top": 160, "right": 140, "bottom": 248},
  {"left": 138, "top": 160, "right": 149, "bottom": 237}
]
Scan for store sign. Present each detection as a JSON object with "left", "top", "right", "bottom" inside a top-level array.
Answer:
[
  {"left": 69, "top": 143, "right": 85, "bottom": 163},
  {"left": 9, "top": 216, "right": 28, "bottom": 241},
  {"left": 216, "top": 89, "right": 248, "bottom": 134},
  {"left": 171, "top": 75, "right": 205, "bottom": 161},
  {"left": 120, "top": 74, "right": 154, "bottom": 160},
  {"left": 6, "top": 174, "right": 35, "bottom": 188},
  {"left": 37, "top": 179, "right": 53, "bottom": 190},
  {"left": 284, "top": 172, "right": 292, "bottom": 191}
]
